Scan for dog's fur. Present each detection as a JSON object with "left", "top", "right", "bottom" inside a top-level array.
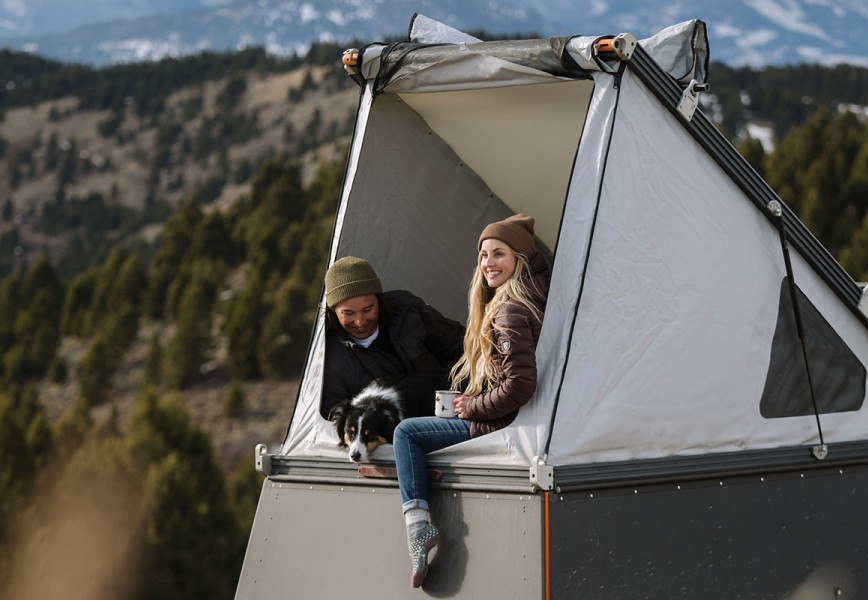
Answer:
[{"left": 329, "top": 373, "right": 440, "bottom": 463}]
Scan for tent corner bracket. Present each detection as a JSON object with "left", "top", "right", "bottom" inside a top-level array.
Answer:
[
  {"left": 530, "top": 456, "right": 554, "bottom": 491},
  {"left": 255, "top": 443, "right": 274, "bottom": 475}
]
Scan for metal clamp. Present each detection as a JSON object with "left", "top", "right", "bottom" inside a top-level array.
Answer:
[
  {"left": 255, "top": 443, "right": 273, "bottom": 476},
  {"left": 530, "top": 456, "right": 554, "bottom": 491},
  {"left": 767, "top": 199, "right": 783, "bottom": 218},
  {"left": 812, "top": 444, "right": 829, "bottom": 460},
  {"left": 858, "top": 283, "right": 868, "bottom": 318},
  {"left": 676, "top": 79, "right": 711, "bottom": 122},
  {"left": 342, "top": 48, "right": 363, "bottom": 85}
]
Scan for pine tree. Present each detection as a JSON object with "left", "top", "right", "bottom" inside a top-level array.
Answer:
[
  {"left": 0, "top": 385, "right": 52, "bottom": 544},
  {"left": 258, "top": 274, "right": 312, "bottom": 377},
  {"left": 60, "top": 268, "right": 98, "bottom": 336},
  {"left": 0, "top": 275, "right": 22, "bottom": 381},
  {"left": 162, "top": 281, "right": 212, "bottom": 389},
  {"left": 143, "top": 331, "right": 164, "bottom": 386},
  {"left": 224, "top": 272, "right": 265, "bottom": 380},
  {"left": 76, "top": 333, "right": 115, "bottom": 406},
  {"left": 765, "top": 109, "right": 867, "bottom": 256},
  {"left": 190, "top": 210, "right": 235, "bottom": 265},
  {"left": 124, "top": 391, "right": 245, "bottom": 600},
  {"left": 108, "top": 252, "right": 147, "bottom": 317},
  {"left": 146, "top": 196, "right": 203, "bottom": 319},
  {"left": 4, "top": 256, "right": 64, "bottom": 382},
  {"left": 241, "top": 159, "right": 306, "bottom": 277}
]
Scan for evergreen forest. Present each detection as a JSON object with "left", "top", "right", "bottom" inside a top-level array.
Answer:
[{"left": 0, "top": 43, "right": 867, "bottom": 599}]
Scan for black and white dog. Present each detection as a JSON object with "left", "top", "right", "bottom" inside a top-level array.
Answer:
[{"left": 329, "top": 373, "right": 441, "bottom": 463}]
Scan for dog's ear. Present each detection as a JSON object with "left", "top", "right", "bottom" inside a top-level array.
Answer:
[
  {"left": 328, "top": 401, "right": 346, "bottom": 423},
  {"left": 382, "top": 410, "right": 399, "bottom": 443},
  {"left": 328, "top": 400, "right": 351, "bottom": 447},
  {"left": 369, "top": 399, "right": 400, "bottom": 443}
]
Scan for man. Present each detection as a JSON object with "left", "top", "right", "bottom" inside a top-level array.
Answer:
[{"left": 320, "top": 256, "right": 465, "bottom": 417}]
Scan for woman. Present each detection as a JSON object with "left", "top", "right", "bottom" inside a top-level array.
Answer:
[{"left": 392, "top": 213, "right": 551, "bottom": 588}]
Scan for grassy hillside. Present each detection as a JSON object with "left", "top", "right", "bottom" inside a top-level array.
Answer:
[{"left": 0, "top": 46, "right": 359, "bottom": 278}]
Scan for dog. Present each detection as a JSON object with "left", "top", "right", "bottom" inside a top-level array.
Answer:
[{"left": 328, "top": 372, "right": 442, "bottom": 463}]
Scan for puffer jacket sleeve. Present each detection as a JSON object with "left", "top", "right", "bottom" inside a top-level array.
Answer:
[{"left": 463, "top": 302, "right": 538, "bottom": 422}]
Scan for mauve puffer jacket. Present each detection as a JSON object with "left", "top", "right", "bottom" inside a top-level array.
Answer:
[{"left": 463, "top": 252, "right": 550, "bottom": 438}]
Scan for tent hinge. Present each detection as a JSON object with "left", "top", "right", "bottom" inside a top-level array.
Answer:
[
  {"left": 676, "top": 79, "right": 710, "bottom": 122},
  {"left": 530, "top": 456, "right": 554, "bottom": 491},
  {"left": 858, "top": 283, "right": 868, "bottom": 318},
  {"left": 594, "top": 33, "right": 638, "bottom": 61},
  {"left": 255, "top": 443, "right": 274, "bottom": 476},
  {"left": 812, "top": 444, "right": 829, "bottom": 460},
  {"left": 767, "top": 199, "right": 782, "bottom": 218}
]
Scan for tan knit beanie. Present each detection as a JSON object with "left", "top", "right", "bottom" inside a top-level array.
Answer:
[
  {"left": 478, "top": 213, "right": 535, "bottom": 257},
  {"left": 324, "top": 256, "right": 383, "bottom": 308}
]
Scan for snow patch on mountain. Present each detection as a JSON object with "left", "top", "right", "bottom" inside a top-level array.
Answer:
[{"left": 2, "top": 0, "right": 868, "bottom": 67}]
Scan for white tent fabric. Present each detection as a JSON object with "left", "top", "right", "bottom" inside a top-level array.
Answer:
[
  {"left": 547, "top": 71, "right": 868, "bottom": 464},
  {"left": 280, "top": 17, "right": 868, "bottom": 469}
]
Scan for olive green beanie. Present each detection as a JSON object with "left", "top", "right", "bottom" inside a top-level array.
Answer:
[{"left": 325, "top": 256, "right": 383, "bottom": 308}]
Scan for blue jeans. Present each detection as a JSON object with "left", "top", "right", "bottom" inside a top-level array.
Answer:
[{"left": 393, "top": 416, "right": 472, "bottom": 513}]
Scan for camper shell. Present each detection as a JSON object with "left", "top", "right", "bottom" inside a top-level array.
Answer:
[{"left": 236, "top": 15, "right": 868, "bottom": 599}]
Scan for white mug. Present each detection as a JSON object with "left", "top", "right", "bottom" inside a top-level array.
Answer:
[{"left": 434, "top": 390, "right": 460, "bottom": 418}]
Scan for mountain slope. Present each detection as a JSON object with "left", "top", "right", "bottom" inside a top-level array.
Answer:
[{"left": 3, "top": 0, "right": 868, "bottom": 67}]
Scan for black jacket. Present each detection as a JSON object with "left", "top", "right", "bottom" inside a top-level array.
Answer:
[{"left": 320, "top": 290, "right": 465, "bottom": 417}]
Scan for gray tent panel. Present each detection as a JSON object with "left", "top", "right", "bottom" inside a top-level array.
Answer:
[{"left": 334, "top": 93, "right": 515, "bottom": 323}]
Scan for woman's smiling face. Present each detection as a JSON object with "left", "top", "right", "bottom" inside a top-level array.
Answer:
[{"left": 479, "top": 238, "right": 516, "bottom": 288}]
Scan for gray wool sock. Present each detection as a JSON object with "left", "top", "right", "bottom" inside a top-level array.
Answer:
[
  {"left": 404, "top": 508, "right": 428, "bottom": 527},
  {"left": 406, "top": 520, "right": 439, "bottom": 588}
]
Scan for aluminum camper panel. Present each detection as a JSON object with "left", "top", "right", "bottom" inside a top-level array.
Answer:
[
  {"left": 548, "top": 463, "right": 868, "bottom": 599},
  {"left": 235, "top": 479, "right": 544, "bottom": 599}
]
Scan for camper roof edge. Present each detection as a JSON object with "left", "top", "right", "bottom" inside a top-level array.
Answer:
[
  {"left": 551, "top": 440, "right": 868, "bottom": 494},
  {"left": 265, "top": 455, "right": 536, "bottom": 493}
]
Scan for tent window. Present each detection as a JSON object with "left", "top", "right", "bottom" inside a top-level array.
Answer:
[{"left": 759, "top": 278, "right": 867, "bottom": 418}]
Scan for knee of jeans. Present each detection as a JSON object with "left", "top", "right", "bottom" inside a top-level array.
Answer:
[{"left": 393, "top": 420, "right": 410, "bottom": 442}]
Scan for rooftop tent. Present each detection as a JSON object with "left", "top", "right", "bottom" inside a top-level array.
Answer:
[
  {"left": 240, "top": 17, "right": 868, "bottom": 598},
  {"left": 279, "top": 15, "right": 868, "bottom": 471}
]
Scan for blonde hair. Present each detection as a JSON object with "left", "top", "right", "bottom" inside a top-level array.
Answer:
[{"left": 450, "top": 251, "right": 542, "bottom": 396}]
